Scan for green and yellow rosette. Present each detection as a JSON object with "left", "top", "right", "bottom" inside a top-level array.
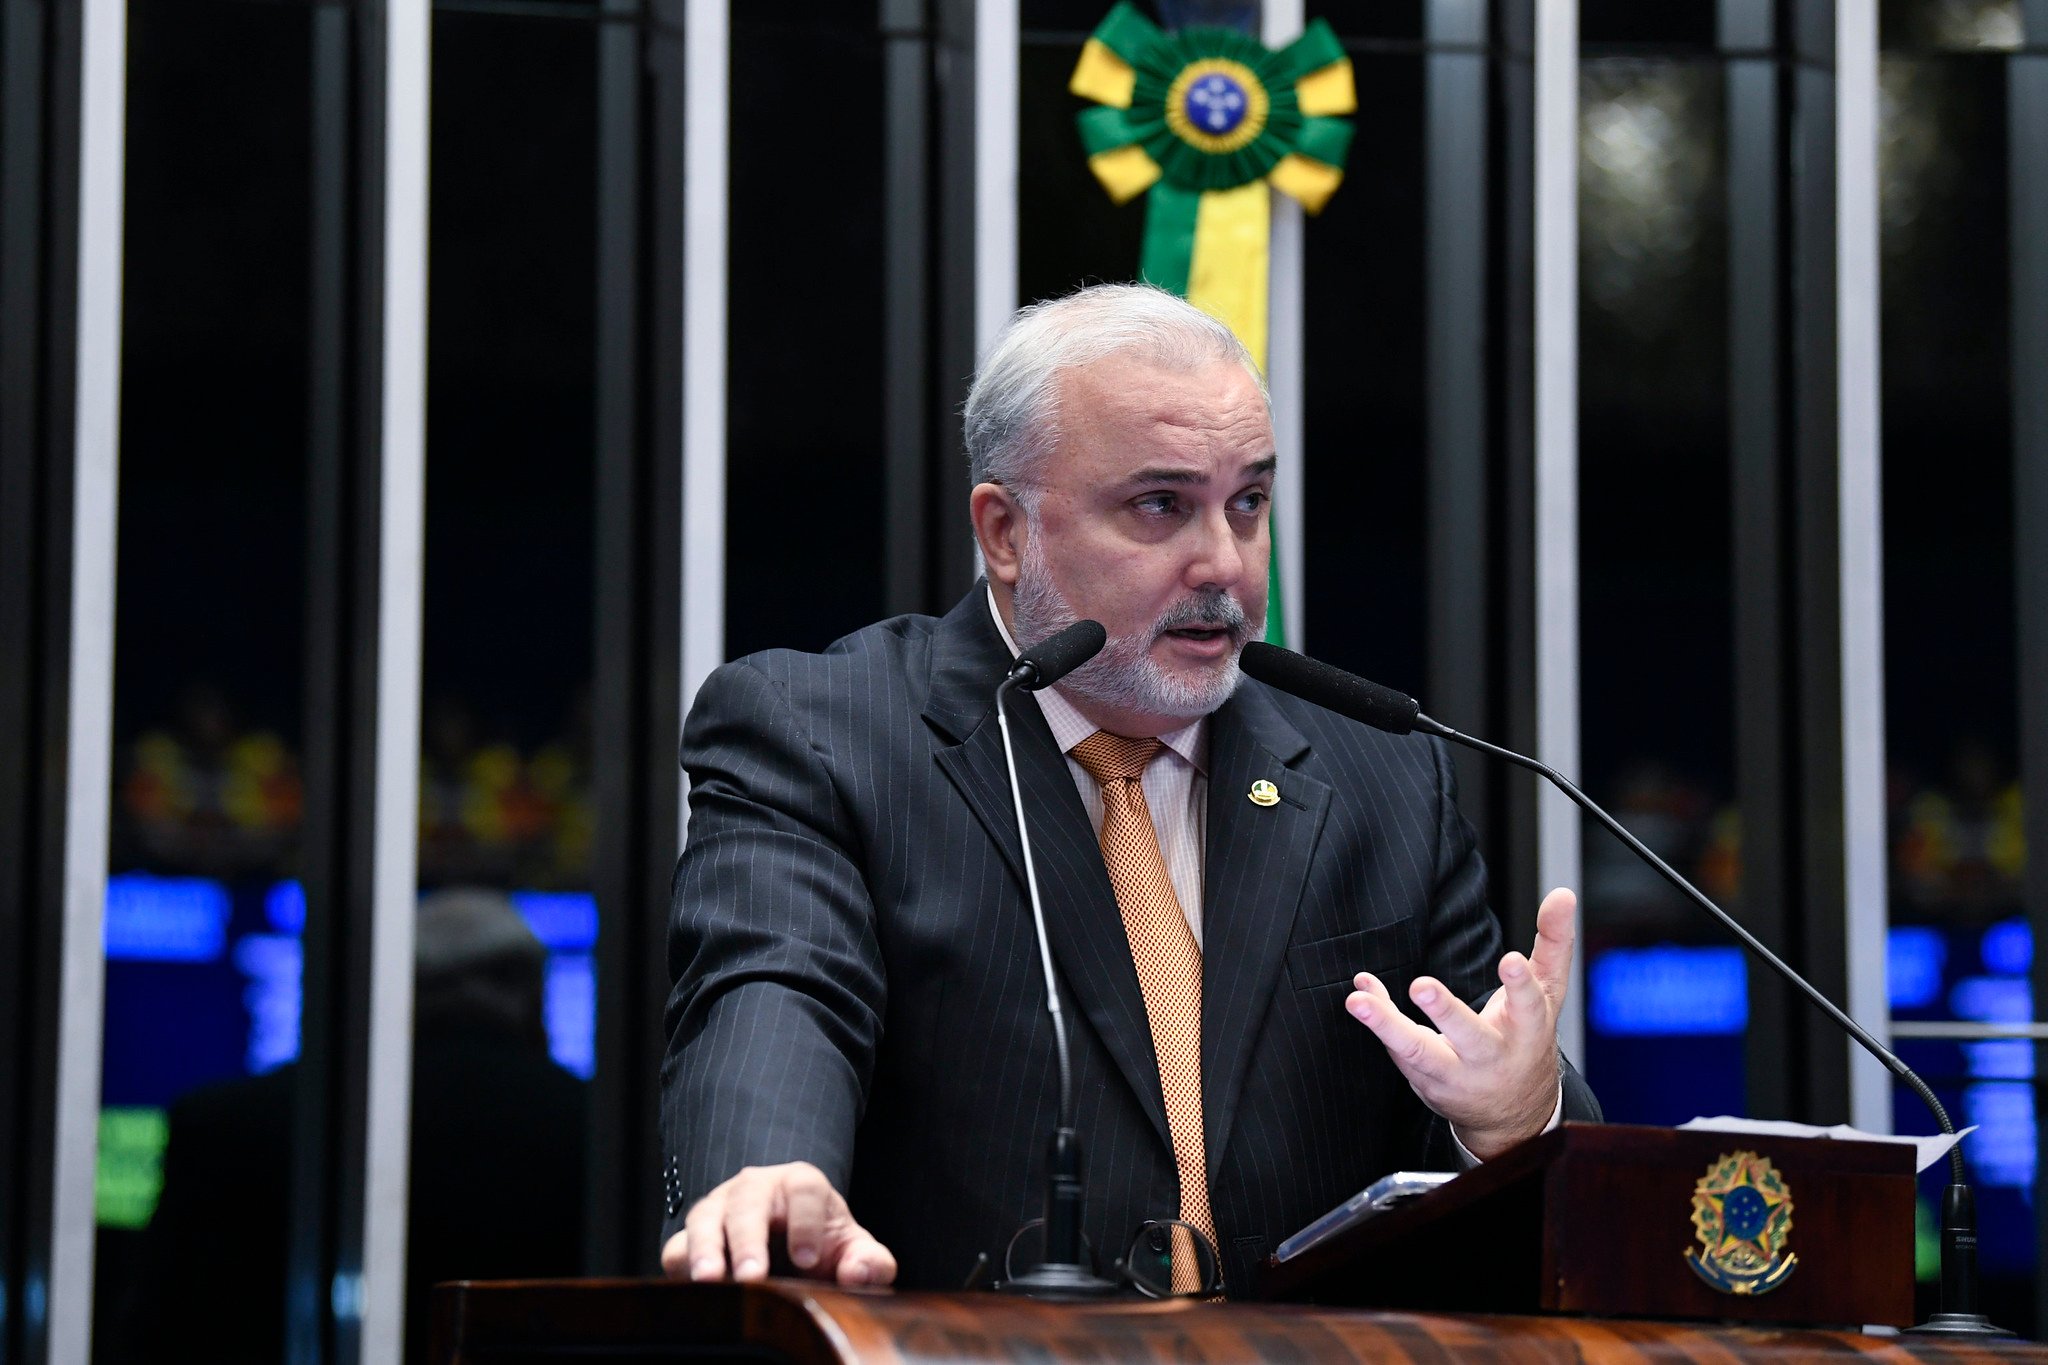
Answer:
[{"left": 1069, "top": 3, "right": 1357, "bottom": 374}]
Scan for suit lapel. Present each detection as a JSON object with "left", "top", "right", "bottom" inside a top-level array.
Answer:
[
  {"left": 1200, "top": 685, "right": 1330, "bottom": 1182},
  {"left": 924, "top": 590, "right": 1174, "bottom": 1153}
]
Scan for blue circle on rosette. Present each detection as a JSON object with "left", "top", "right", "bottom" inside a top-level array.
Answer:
[
  {"left": 1183, "top": 73, "right": 1249, "bottom": 135},
  {"left": 1721, "top": 1185, "right": 1770, "bottom": 1240}
]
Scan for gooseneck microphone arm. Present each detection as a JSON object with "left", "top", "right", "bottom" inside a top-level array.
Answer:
[
  {"left": 991, "top": 619, "right": 1117, "bottom": 1298},
  {"left": 996, "top": 674, "right": 1076, "bottom": 1132},
  {"left": 1430, "top": 718, "right": 1998, "bottom": 1330},
  {"left": 1418, "top": 716, "right": 1964, "bottom": 1186},
  {"left": 1236, "top": 641, "right": 2002, "bottom": 1335}
]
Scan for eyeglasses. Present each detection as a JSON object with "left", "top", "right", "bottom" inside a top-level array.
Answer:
[{"left": 1001, "top": 1216, "right": 1225, "bottom": 1299}]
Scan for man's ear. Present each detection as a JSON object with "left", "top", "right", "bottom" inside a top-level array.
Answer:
[{"left": 969, "top": 482, "right": 1027, "bottom": 589}]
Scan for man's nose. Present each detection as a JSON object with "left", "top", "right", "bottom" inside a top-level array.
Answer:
[{"left": 1184, "top": 506, "right": 1247, "bottom": 590}]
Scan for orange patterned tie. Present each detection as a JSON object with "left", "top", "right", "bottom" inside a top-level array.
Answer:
[{"left": 1069, "top": 731, "right": 1217, "bottom": 1294}]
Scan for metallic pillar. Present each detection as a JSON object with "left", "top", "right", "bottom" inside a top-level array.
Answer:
[
  {"left": 0, "top": 0, "right": 125, "bottom": 1353},
  {"left": 1533, "top": 0, "right": 1583, "bottom": 1065}
]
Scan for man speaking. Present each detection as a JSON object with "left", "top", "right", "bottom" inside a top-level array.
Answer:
[{"left": 659, "top": 284, "right": 1600, "bottom": 1295}]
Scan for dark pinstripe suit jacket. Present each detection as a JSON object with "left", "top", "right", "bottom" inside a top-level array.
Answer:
[{"left": 662, "top": 586, "right": 1599, "bottom": 1292}]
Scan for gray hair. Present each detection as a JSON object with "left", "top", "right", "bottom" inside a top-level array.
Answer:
[
  {"left": 415, "top": 886, "right": 548, "bottom": 1048},
  {"left": 962, "top": 283, "right": 1268, "bottom": 497}
]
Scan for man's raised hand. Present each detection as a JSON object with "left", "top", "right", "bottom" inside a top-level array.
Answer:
[
  {"left": 1343, "top": 887, "right": 1577, "bottom": 1160},
  {"left": 659, "top": 1161, "right": 898, "bottom": 1286}
]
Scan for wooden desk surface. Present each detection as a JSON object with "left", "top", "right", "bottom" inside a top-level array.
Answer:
[{"left": 432, "top": 1278, "right": 2046, "bottom": 1364}]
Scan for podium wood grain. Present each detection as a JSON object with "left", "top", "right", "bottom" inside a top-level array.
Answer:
[{"left": 431, "top": 1280, "right": 2046, "bottom": 1364}]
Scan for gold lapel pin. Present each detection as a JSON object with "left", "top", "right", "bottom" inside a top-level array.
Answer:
[{"left": 1248, "top": 779, "right": 1280, "bottom": 807}]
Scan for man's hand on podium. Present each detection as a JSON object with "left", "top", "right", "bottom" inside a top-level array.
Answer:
[
  {"left": 1344, "top": 887, "right": 1578, "bottom": 1161},
  {"left": 660, "top": 1161, "right": 900, "bottom": 1287}
]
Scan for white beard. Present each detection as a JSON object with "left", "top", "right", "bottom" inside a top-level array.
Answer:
[{"left": 1008, "top": 530, "right": 1261, "bottom": 722}]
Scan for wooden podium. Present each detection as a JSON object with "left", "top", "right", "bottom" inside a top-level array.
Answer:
[
  {"left": 432, "top": 1125, "right": 2046, "bottom": 1363},
  {"left": 1262, "top": 1122, "right": 1918, "bottom": 1326},
  {"left": 432, "top": 1281, "right": 2048, "bottom": 1363}
]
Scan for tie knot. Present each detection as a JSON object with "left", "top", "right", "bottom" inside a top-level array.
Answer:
[{"left": 1070, "top": 731, "right": 1164, "bottom": 785}]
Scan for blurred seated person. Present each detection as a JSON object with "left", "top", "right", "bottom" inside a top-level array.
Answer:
[{"left": 114, "top": 888, "right": 586, "bottom": 1363}]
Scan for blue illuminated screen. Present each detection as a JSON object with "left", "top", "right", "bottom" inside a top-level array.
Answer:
[{"left": 102, "top": 873, "right": 598, "bottom": 1096}]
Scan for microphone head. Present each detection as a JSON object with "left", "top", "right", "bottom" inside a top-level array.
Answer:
[
  {"left": 1015, "top": 620, "right": 1108, "bottom": 691},
  {"left": 1239, "top": 642, "right": 1423, "bottom": 736}
]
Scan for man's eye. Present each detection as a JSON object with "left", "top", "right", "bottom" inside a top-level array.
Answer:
[
  {"left": 1233, "top": 490, "right": 1270, "bottom": 514},
  {"left": 1134, "top": 494, "right": 1179, "bottom": 514}
]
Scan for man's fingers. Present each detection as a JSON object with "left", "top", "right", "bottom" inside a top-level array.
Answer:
[
  {"left": 1347, "top": 978, "right": 1457, "bottom": 1078},
  {"left": 1351, "top": 970, "right": 1397, "bottom": 1006},
  {"left": 833, "top": 1229, "right": 900, "bottom": 1286},
  {"left": 1406, "top": 975, "right": 1493, "bottom": 1058},
  {"left": 1528, "top": 887, "right": 1579, "bottom": 999},
  {"left": 672, "top": 1162, "right": 887, "bottom": 1284},
  {"left": 720, "top": 1175, "right": 776, "bottom": 1282},
  {"left": 782, "top": 1168, "right": 839, "bottom": 1273},
  {"left": 1497, "top": 950, "right": 1550, "bottom": 1027},
  {"left": 660, "top": 1229, "right": 691, "bottom": 1280},
  {"left": 681, "top": 1189, "right": 730, "bottom": 1281}
]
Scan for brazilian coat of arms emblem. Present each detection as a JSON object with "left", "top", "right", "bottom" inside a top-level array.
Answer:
[{"left": 1686, "top": 1149, "right": 1798, "bottom": 1295}]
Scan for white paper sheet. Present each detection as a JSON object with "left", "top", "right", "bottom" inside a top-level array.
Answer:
[{"left": 1677, "top": 1115, "right": 1975, "bottom": 1174}]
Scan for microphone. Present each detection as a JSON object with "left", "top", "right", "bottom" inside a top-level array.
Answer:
[
  {"left": 1008, "top": 619, "right": 1108, "bottom": 693},
  {"left": 992, "top": 622, "right": 1119, "bottom": 1299},
  {"left": 1239, "top": 642, "right": 1433, "bottom": 736},
  {"left": 1239, "top": 642, "right": 2007, "bottom": 1337}
]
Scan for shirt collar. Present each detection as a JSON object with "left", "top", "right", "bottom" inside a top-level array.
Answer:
[{"left": 985, "top": 586, "right": 1208, "bottom": 775}]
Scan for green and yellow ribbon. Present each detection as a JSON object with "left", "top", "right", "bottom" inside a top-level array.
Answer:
[
  {"left": 1070, "top": 4, "right": 1355, "bottom": 644},
  {"left": 1070, "top": 3, "right": 1356, "bottom": 373}
]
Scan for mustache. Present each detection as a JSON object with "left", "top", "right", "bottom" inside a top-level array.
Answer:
[{"left": 1152, "top": 591, "right": 1250, "bottom": 640}]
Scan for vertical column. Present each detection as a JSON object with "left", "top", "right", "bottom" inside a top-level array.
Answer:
[
  {"left": 1724, "top": 0, "right": 1871, "bottom": 1129},
  {"left": 592, "top": 9, "right": 642, "bottom": 1238},
  {"left": 44, "top": 0, "right": 126, "bottom": 1355},
  {"left": 974, "top": 0, "right": 1017, "bottom": 360},
  {"left": 682, "top": 0, "right": 729, "bottom": 768},
  {"left": 1788, "top": 0, "right": 1851, "bottom": 1122},
  {"left": 1533, "top": 0, "right": 1582, "bottom": 1064},
  {"left": 287, "top": 8, "right": 352, "bottom": 1358},
  {"left": 1834, "top": 0, "right": 1889, "bottom": 1133},
  {"left": 1424, "top": 0, "right": 1494, "bottom": 905},
  {"left": 593, "top": 0, "right": 689, "bottom": 1273},
  {"left": 882, "top": 0, "right": 933, "bottom": 617},
  {"left": 932, "top": 0, "right": 991, "bottom": 590},
  {"left": 594, "top": 0, "right": 642, "bottom": 694},
  {"left": 1263, "top": 0, "right": 1305, "bottom": 651},
  {"left": 294, "top": 0, "right": 427, "bottom": 1357},
  {"left": 1494, "top": 0, "right": 1542, "bottom": 937},
  {"left": 0, "top": 0, "right": 45, "bottom": 1344},
  {"left": 290, "top": 9, "right": 344, "bottom": 1358},
  {"left": 0, "top": 0, "right": 124, "bottom": 1354},
  {"left": 1724, "top": 0, "right": 1797, "bottom": 1120},
  {"left": 2010, "top": 0, "right": 2048, "bottom": 1309},
  {"left": 360, "top": 0, "right": 429, "bottom": 1356},
  {"left": 961, "top": 0, "right": 1017, "bottom": 588},
  {"left": 589, "top": 0, "right": 670, "bottom": 1277}
]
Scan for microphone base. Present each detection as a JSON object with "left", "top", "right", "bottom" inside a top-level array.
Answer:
[
  {"left": 1906, "top": 1313, "right": 2015, "bottom": 1338},
  {"left": 996, "top": 1262, "right": 1123, "bottom": 1301}
]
